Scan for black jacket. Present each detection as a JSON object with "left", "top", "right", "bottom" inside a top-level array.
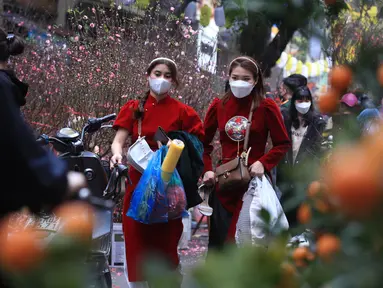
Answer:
[
  {"left": 0, "top": 70, "right": 68, "bottom": 218},
  {"left": 277, "top": 110, "right": 326, "bottom": 228},
  {"left": 280, "top": 110, "right": 326, "bottom": 167},
  {"left": 168, "top": 131, "right": 204, "bottom": 209},
  {"left": 0, "top": 70, "right": 28, "bottom": 107}
]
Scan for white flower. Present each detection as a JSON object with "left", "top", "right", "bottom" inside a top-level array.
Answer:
[
  {"left": 181, "top": 51, "right": 185, "bottom": 56},
  {"left": 83, "top": 15, "right": 88, "bottom": 20},
  {"left": 118, "top": 5, "right": 122, "bottom": 10}
]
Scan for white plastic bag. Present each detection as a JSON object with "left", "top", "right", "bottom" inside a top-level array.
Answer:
[
  {"left": 236, "top": 176, "right": 289, "bottom": 247},
  {"left": 126, "top": 136, "right": 154, "bottom": 173}
]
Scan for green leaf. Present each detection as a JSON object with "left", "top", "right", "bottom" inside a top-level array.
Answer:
[
  {"left": 135, "top": 0, "right": 150, "bottom": 9},
  {"left": 193, "top": 243, "right": 287, "bottom": 288},
  {"left": 260, "top": 208, "right": 271, "bottom": 225}
]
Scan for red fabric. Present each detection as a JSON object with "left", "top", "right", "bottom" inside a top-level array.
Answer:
[
  {"left": 202, "top": 96, "right": 290, "bottom": 240},
  {"left": 113, "top": 94, "right": 204, "bottom": 149},
  {"left": 123, "top": 168, "right": 183, "bottom": 281},
  {"left": 114, "top": 94, "right": 204, "bottom": 282}
]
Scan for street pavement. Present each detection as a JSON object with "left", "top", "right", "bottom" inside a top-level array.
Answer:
[{"left": 110, "top": 227, "right": 209, "bottom": 288}]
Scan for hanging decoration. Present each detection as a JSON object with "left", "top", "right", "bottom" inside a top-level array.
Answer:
[{"left": 276, "top": 51, "right": 332, "bottom": 78}]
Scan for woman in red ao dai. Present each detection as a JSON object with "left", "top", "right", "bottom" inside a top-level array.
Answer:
[
  {"left": 110, "top": 58, "right": 204, "bottom": 286},
  {"left": 202, "top": 56, "right": 291, "bottom": 245}
]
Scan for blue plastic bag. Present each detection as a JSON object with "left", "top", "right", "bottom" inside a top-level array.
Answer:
[{"left": 127, "top": 146, "right": 188, "bottom": 224}]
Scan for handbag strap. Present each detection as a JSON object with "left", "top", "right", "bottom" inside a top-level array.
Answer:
[{"left": 244, "top": 98, "right": 256, "bottom": 152}]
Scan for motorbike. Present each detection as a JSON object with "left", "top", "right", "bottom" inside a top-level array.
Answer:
[{"left": 22, "top": 113, "right": 130, "bottom": 288}]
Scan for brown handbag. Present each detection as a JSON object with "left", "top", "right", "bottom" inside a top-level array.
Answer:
[{"left": 215, "top": 98, "right": 256, "bottom": 193}]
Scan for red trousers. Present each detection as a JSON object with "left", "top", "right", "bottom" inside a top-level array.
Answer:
[{"left": 122, "top": 168, "right": 183, "bottom": 282}]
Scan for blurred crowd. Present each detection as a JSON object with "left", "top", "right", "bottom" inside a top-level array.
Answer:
[{"left": 266, "top": 74, "right": 383, "bottom": 139}]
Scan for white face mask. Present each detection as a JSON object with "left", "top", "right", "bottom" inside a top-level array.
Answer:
[
  {"left": 148, "top": 77, "right": 172, "bottom": 95},
  {"left": 229, "top": 80, "right": 254, "bottom": 98},
  {"left": 295, "top": 101, "right": 311, "bottom": 114}
]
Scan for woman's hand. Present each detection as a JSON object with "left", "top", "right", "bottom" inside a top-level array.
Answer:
[
  {"left": 203, "top": 171, "right": 216, "bottom": 186},
  {"left": 249, "top": 161, "right": 264, "bottom": 178},
  {"left": 110, "top": 153, "right": 122, "bottom": 168},
  {"left": 111, "top": 129, "right": 129, "bottom": 168}
]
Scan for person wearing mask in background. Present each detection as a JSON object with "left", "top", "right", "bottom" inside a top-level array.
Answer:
[
  {"left": 278, "top": 74, "right": 308, "bottom": 111},
  {"left": 110, "top": 57, "right": 204, "bottom": 287},
  {"left": 278, "top": 86, "right": 326, "bottom": 229},
  {"left": 0, "top": 28, "right": 86, "bottom": 286},
  {"left": 202, "top": 56, "right": 290, "bottom": 245}
]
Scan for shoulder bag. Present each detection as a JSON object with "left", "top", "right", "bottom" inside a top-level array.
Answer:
[
  {"left": 215, "top": 98, "right": 256, "bottom": 193},
  {"left": 127, "top": 118, "right": 154, "bottom": 173}
]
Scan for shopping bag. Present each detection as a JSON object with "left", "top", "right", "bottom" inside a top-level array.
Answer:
[
  {"left": 236, "top": 176, "right": 289, "bottom": 247},
  {"left": 127, "top": 146, "right": 187, "bottom": 224},
  {"left": 149, "top": 166, "right": 187, "bottom": 223}
]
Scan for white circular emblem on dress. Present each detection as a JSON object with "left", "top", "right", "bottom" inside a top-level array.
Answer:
[{"left": 225, "top": 116, "right": 249, "bottom": 142}]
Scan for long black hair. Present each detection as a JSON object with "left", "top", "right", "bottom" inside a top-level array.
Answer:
[
  {"left": 283, "top": 74, "right": 307, "bottom": 93},
  {"left": 0, "top": 29, "right": 25, "bottom": 62},
  {"left": 289, "top": 86, "right": 314, "bottom": 129}
]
